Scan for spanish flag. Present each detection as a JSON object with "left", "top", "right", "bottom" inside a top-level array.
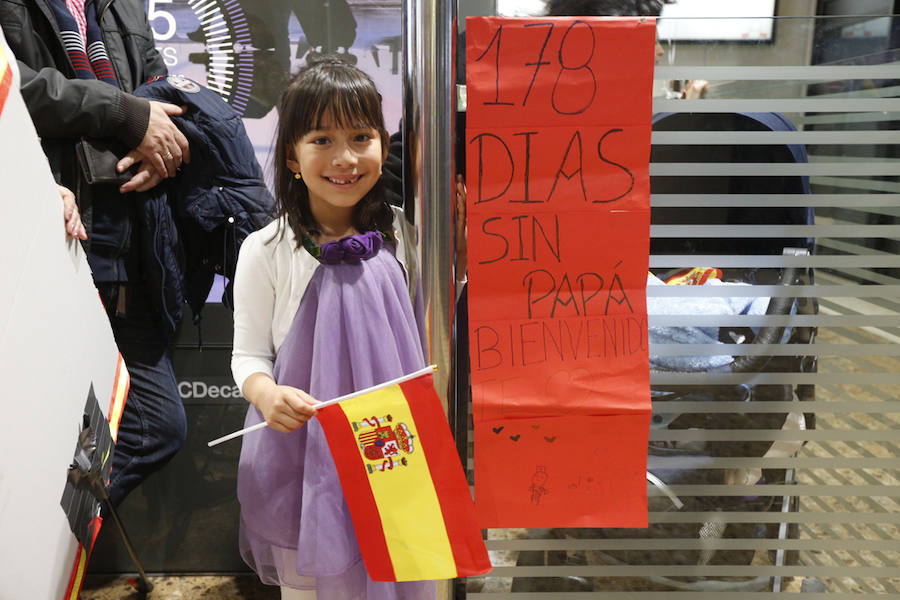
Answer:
[{"left": 317, "top": 369, "right": 491, "bottom": 582}]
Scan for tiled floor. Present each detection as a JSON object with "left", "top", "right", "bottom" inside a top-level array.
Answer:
[{"left": 80, "top": 575, "right": 278, "bottom": 600}]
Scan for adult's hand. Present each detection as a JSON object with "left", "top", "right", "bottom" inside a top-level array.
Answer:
[
  {"left": 119, "top": 159, "right": 164, "bottom": 193},
  {"left": 59, "top": 185, "right": 87, "bottom": 239},
  {"left": 119, "top": 100, "right": 191, "bottom": 178}
]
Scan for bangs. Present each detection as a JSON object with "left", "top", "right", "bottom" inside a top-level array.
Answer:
[{"left": 293, "top": 76, "right": 385, "bottom": 140}]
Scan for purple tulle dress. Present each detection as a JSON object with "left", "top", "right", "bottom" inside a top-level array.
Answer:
[{"left": 236, "top": 237, "right": 435, "bottom": 599}]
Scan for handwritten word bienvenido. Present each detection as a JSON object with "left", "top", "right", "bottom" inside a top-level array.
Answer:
[{"left": 474, "top": 316, "right": 648, "bottom": 371}]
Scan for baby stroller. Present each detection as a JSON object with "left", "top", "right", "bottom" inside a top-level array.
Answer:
[
  {"left": 625, "top": 111, "right": 817, "bottom": 591},
  {"left": 506, "top": 111, "right": 817, "bottom": 595}
]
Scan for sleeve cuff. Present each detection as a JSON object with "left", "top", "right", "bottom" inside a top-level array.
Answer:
[
  {"left": 232, "top": 356, "right": 275, "bottom": 396},
  {"left": 114, "top": 93, "right": 151, "bottom": 149}
]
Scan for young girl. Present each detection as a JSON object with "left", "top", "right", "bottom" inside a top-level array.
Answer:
[{"left": 231, "top": 58, "right": 433, "bottom": 600}]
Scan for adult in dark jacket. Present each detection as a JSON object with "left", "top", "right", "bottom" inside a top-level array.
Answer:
[{"left": 0, "top": 0, "right": 190, "bottom": 507}]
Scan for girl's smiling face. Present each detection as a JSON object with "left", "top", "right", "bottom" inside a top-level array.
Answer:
[{"left": 287, "top": 113, "right": 386, "bottom": 229}]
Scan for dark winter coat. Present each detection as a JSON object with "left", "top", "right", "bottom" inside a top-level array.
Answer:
[{"left": 129, "top": 75, "right": 274, "bottom": 331}]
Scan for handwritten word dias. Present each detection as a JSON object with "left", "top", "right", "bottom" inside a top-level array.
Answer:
[{"left": 470, "top": 129, "right": 634, "bottom": 205}]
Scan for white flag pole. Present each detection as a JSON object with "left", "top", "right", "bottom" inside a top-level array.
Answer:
[{"left": 207, "top": 364, "right": 437, "bottom": 448}]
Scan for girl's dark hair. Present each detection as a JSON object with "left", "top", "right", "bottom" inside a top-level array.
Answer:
[{"left": 273, "top": 56, "right": 392, "bottom": 242}]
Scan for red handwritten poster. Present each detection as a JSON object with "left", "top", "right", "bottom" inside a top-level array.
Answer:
[{"left": 466, "top": 17, "right": 655, "bottom": 527}]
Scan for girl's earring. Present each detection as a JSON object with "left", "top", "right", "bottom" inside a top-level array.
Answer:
[{"left": 294, "top": 172, "right": 302, "bottom": 180}]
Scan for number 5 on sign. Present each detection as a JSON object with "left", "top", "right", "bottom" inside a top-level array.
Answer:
[{"left": 148, "top": 0, "right": 176, "bottom": 41}]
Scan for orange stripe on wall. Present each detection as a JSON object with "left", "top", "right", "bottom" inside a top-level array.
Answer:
[
  {"left": 86, "top": 516, "right": 103, "bottom": 557},
  {"left": 0, "top": 51, "right": 12, "bottom": 116},
  {"left": 63, "top": 545, "right": 87, "bottom": 600},
  {"left": 107, "top": 355, "right": 129, "bottom": 441},
  {"left": 62, "top": 502, "right": 105, "bottom": 599}
]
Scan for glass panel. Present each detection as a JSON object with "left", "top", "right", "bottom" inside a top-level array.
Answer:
[{"left": 462, "top": 12, "right": 900, "bottom": 598}]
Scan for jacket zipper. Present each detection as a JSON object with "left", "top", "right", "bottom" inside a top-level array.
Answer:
[
  {"left": 95, "top": 0, "right": 128, "bottom": 269},
  {"left": 115, "top": 201, "right": 132, "bottom": 281},
  {"left": 98, "top": 0, "right": 116, "bottom": 22}
]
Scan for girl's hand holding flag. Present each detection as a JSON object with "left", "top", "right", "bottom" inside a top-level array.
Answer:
[{"left": 241, "top": 372, "right": 319, "bottom": 433}]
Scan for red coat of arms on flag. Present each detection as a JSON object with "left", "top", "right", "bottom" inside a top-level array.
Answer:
[{"left": 353, "top": 415, "right": 416, "bottom": 473}]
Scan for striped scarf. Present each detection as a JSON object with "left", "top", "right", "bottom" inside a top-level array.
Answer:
[{"left": 47, "top": 0, "right": 119, "bottom": 87}]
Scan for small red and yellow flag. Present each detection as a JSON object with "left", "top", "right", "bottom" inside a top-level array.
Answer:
[
  {"left": 318, "top": 371, "right": 491, "bottom": 582},
  {"left": 664, "top": 266, "right": 723, "bottom": 286}
]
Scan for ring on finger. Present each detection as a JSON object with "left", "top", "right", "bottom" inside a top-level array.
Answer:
[{"left": 164, "top": 150, "right": 174, "bottom": 160}]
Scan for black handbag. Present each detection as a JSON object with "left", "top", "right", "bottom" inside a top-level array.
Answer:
[{"left": 75, "top": 138, "right": 138, "bottom": 185}]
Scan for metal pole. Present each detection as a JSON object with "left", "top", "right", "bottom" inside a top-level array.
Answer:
[
  {"left": 103, "top": 497, "right": 154, "bottom": 595},
  {"left": 403, "top": 4, "right": 457, "bottom": 597},
  {"left": 403, "top": 0, "right": 457, "bottom": 410}
]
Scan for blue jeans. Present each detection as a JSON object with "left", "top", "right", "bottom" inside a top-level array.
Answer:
[{"left": 98, "top": 283, "right": 187, "bottom": 508}]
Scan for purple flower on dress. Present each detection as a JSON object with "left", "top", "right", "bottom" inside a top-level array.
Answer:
[
  {"left": 318, "top": 230, "right": 384, "bottom": 264},
  {"left": 319, "top": 241, "right": 345, "bottom": 264}
]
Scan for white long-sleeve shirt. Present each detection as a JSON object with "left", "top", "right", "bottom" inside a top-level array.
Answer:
[{"left": 230, "top": 206, "right": 418, "bottom": 392}]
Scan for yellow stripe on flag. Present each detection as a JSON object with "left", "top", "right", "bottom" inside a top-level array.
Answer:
[{"left": 340, "top": 385, "right": 456, "bottom": 581}]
